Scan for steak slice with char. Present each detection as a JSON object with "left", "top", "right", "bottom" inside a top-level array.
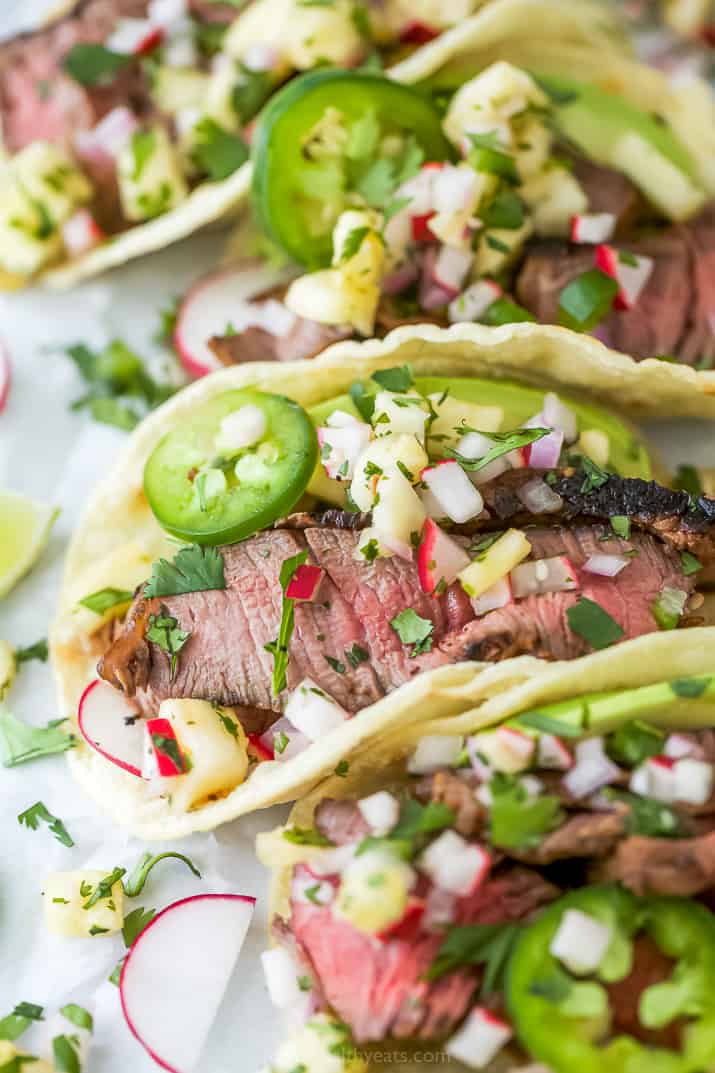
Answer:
[
  {"left": 569, "top": 156, "right": 644, "bottom": 231},
  {"left": 593, "top": 830, "right": 715, "bottom": 896},
  {"left": 284, "top": 863, "right": 558, "bottom": 1043}
]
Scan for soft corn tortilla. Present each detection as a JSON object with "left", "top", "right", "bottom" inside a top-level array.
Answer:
[
  {"left": 14, "top": 0, "right": 634, "bottom": 288},
  {"left": 51, "top": 326, "right": 713, "bottom": 839},
  {"left": 258, "top": 627, "right": 715, "bottom": 1070}
]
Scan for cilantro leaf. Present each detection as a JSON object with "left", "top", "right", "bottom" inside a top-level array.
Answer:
[
  {"left": 59, "top": 1005, "right": 93, "bottom": 1033},
  {"left": 354, "top": 136, "right": 424, "bottom": 207},
  {"left": 52, "top": 1034, "right": 81, "bottom": 1073},
  {"left": 265, "top": 550, "right": 308, "bottom": 696},
  {"left": 490, "top": 773, "right": 563, "bottom": 850},
  {"left": 371, "top": 365, "right": 414, "bottom": 392},
  {"left": 14, "top": 639, "right": 48, "bottom": 664},
  {"left": 606, "top": 721, "right": 663, "bottom": 768},
  {"left": 578, "top": 456, "right": 610, "bottom": 494},
  {"left": 65, "top": 339, "right": 175, "bottom": 432},
  {"left": 339, "top": 226, "right": 370, "bottom": 264},
  {"left": 601, "top": 788, "right": 684, "bottom": 838},
  {"left": 467, "top": 131, "right": 518, "bottom": 183},
  {"left": 18, "top": 801, "right": 74, "bottom": 847},
  {"left": 481, "top": 191, "right": 525, "bottom": 230},
  {"left": 232, "top": 64, "right": 273, "bottom": 125},
  {"left": 123, "top": 851, "right": 201, "bottom": 898},
  {"left": 390, "top": 609, "right": 434, "bottom": 656},
  {"left": 611, "top": 515, "right": 631, "bottom": 540},
  {"left": 566, "top": 597, "right": 624, "bottom": 650},
  {"left": 0, "top": 710, "right": 75, "bottom": 767},
  {"left": 674, "top": 464, "right": 702, "bottom": 498},
  {"left": 391, "top": 798, "right": 455, "bottom": 840},
  {"left": 122, "top": 906, "right": 156, "bottom": 948},
  {"left": 144, "top": 544, "right": 226, "bottom": 598},
  {"left": 349, "top": 381, "right": 375, "bottom": 421},
  {"left": 428, "top": 921, "right": 521, "bottom": 989},
  {"left": 345, "top": 643, "right": 369, "bottom": 668},
  {"left": 63, "top": 43, "right": 131, "bottom": 86},
  {"left": 79, "top": 588, "right": 133, "bottom": 615},
  {"left": 282, "top": 826, "right": 333, "bottom": 846},
  {"left": 83, "top": 867, "right": 126, "bottom": 910},
  {"left": 192, "top": 118, "right": 248, "bottom": 181},
  {"left": 450, "top": 427, "right": 549, "bottom": 474},
  {"left": 146, "top": 609, "right": 191, "bottom": 678},
  {"left": 0, "top": 1002, "right": 44, "bottom": 1043},
  {"left": 558, "top": 269, "right": 618, "bottom": 331},
  {"left": 481, "top": 297, "right": 536, "bottom": 326}
]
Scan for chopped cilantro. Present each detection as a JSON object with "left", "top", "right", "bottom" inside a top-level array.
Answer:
[
  {"left": 371, "top": 365, "right": 414, "bottom": 392},
  {"left": 354, "top": 137, "right": 423, "bottom": 208},
  {"left": 428, "top": 921, "right": 520, "bottom": 992},
  {"left": 558, "top": 269, "right": 618, "bottom": 331},
  {"left": 601, "top": 788, "right": 684, "bottom": 838},
  {"left": 0, "top": 711, "right": 75, "bottom": 767},
  {"left": 480, "top": 191, "right": 525, "bottom": 230},
  {"left": 63, "top": 43, "right": 130, "bottom": 86},
  {"left": 144, "top": 544, "right": 226, "bottom": 598},
  {"left": 265, "top": 551, "right": 308, "bottom": 696},
  {"left": 83, "top": 867, "right": 126, "bottom": 909},
  {"left": 123, "top": 851, "right": 200, "bottom": 898},
  {"left": 274, "top": 730, "right": 289, "bottom": 754},
  {"left": 0, "top": 1002, "right": 44, "bottom": 1043},
  {"left": 611, "top": 515, "right": 631, "bottom": 540},
  {"left": 391, "top": 798, "right": 455, "bottom": 841},
  {"left": 579, "top": 456, "right": 610, "bottom": 494},
  {"left": 130, "top": 129, "right": 156, "bottom": 182},
  {"left": 64, "top": 339, "right": 174, "bottom": 431},
  {"left": 345, "top": 643, "right": 369, "bottom": 668},
  {"left": 192, "top": 118, "right": 248, "bottom": 181},
  {"left": 18, "top": 801, "right": 73, "bottom": 847},
  {"left": 489, "top": 773, "right": 563, "bottom": 850},
  {"left": 481, "top": 297, "right": 536, "bottom": 326},
  {"left": 282, "top": 826, "right": 332, "bottom": 846},
  {"left": 79, "top": 588, "right": 133, "bottom": 615},
  {"left": 59, "top": 1005, "right": 93, "bottom": 1033},
  {"left": 360, "top": 538, "right": 380, "bottom": 564},
  {"left": 606, "top": 721, "right": 663, "bottom": 768},
  {"left": 150, "top": 733, "right": 189, "bottom": 774},
  {"left": 325, "top": 655, "right": 346, "bottom": 674},
  {"left": 334, "top": 760, "right": 350, "bottom": 777},
  {"left": 122, "top": 906, "right": 156, "bottom": 948},
  {"left": 14, "top": 639, "right": 48, "bottom": 664},
  {"left": 348, "top": 380, "right": 375, "bottom": 421},
  {"left": 451, "top": 427, "right": 549, "bottom": 474},
  {"left": 389, "top": 609, "right": 434, "bottom": 656},
  {"left": 339, "top": 226, "right": 370, "bottom": 264},
  {"left": 232, "top": 64, "right": 273, "bottom": 125},
  {"left": 52, "top": 1034, "right": 81, "bottom": 1073},
  {"left": 566, "top": 597, "right": 624, "bottom": 650},
  {"left": 146, "top": 609, "right": 191, "bottom": 677},
  {"left": 674, "top": 464, "right": 702, "bottom": 498}
]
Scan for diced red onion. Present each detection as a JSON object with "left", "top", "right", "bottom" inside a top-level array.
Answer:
[
  {"left": 563, "top": 737, "right": 621, "bottom": 798},
  {"left": 583, "top": 554, "right": 629, "bottom": 577},
  {"left": 527, "top": 427, "right": 563, "bottom": 469},
  {"left": 382, "top": 260, "right": 419, "bottom": 296},
  {"left": 542, "top": 392, "right": 578, "bottom": 443},
  {"left": 432, "top": 245, "right": 473, "bottom": 297},
  {"left": 419, "top": 248, "right": 453, "bottom": 310},
  {"left": 510, "top": 556, "right": 578, "bottom": 599},
  {"left": 516, "top": 477, "right": 564, "bottom": 514},
  {"left": 259, "top": 717, "right": 310, "bottom": 762}
]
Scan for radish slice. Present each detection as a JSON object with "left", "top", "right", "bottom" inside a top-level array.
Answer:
[
  {"left": 142, "top": 717, "right": 188, "bottom": 778},
  {"left": 174, "top": 265, "right": 295, "bottom": 378},
  {"left": 78, "top": 680, "right": 144, "bottom": 778},
  {"left": 107, "top": 17, "right": 163, "bottom": 54},
  {"left": 431, "top": 246, "right": 473, "bottom": 296},
  {"left": 417, "top": 519, "right": 470, "bottom": 594},
  {"left": 62, "top": 209, "right": 105, "bottom": 256},
  {"left": 421, "top": 461, "right": 484, "bottom": 524},
  {"left": 419, "top": 830, "right": 491, "bottom": 896},
  {"left": 472, "top": 576, "right": 512, "bottom": 616},
  {"left": 542, "top": 392, "right": 578, "bottom": 443},
  {"left": 285, "top": 564, "right": 324, "bottom": 602},
  {"left": 248, "top": 732, "right": 274, "bottom": 761},
  {"left": 583, "top": 554, "right": 629, "bottom": 577},
  {"left": 570, "top": 213, "right": 616, "bottom": 244},
  {"left": 595, "top": 244, "right": 654, "bottom": 310},
  {"left": 0, "top": 339, "right": 11, "bottom": 414},
  {"left": 448, "top": 279, "right": 502, "bottom": 323},
  {"left": 120, "top": 893, "right": 255, "bottom": 1073},
  {"left": 563, "top": 737, "right": 621, "bottom": 798},
  {"left": 446, "top": 1008, "right": 513, "bottom": 1068},
  {"left": 510, "top": 556, "right": 578, "bottom": 599},
  {"left": 537, "top": 733, "right": 573, "bottom": 770}
]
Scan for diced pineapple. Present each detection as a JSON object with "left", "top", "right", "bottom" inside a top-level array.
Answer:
[
  {"left": 428, "top": 393, "right": 503, "bottom": 452},
  {"left": 350, "top": 434, "right": 428, "bottom": 511},
  {"left": 117, "top": 127, "right": 188, "bottom": 223},
  {"left": 373, "top": 390, "right": 429, "bottom": 441},
  {"left": 152, "top": 67, "right": 209, "bottom": 115},
  {"left": 0, "top": 1043, "right": 52, "bottom": 1073},
  {"left": 578, "top": 428, "right": 610, "bottom": 468},
  {"left": 44, "top": 870, "right": 125, "bottom": 937},
  {"left": 334, "top": 848, "right": 414, "bottom": 934},
  {"left": 0, "top": 164, "right": 62, "bottom": 277},
  {"left": 272, "top": 1015, "right": 367, "bottom": 1073},
  {"left": 157, "top": 699, "right": 249, "bottom": 811},
  {"left": 0, "top": 640, "right": 16, "bottom": 699},
  {"left": 521, "top": 166, "right": 588, "bottom": 237},
  {"left": 458, "top": 529, "right": 532, "bottom": 599},
  {"left": 473, "top": 218, "right": 533, "bottom": 277},
  {"left": 610, "top": 131, "right": 705, "bottom": 222},
  {"left": 443, "top": 62, "right": 547, "bottom": 148},
  {"left": 13, "top": 142, "right": 91, "bottom": 225},
  {"left": 225, "top": 0, "right": 363, "bottom": 70},
  {"left": 513, "top": 116, "right": 552, "bottom": 181},
  {"left": 372, "top": 470, "right": 426, "bottom": 549}
]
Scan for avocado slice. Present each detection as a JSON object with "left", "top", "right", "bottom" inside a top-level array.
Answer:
[
  {"left": 513, "top": 676, "right": 715, "bottom": 739},
  {"left": 534, "top": 76, "right": 706, "bottom": 221}
]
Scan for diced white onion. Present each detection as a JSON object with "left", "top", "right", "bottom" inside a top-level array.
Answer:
[
  {"left": 510, "top": 556, "right": 578, "bottom": 599},
  {"left": 216, "top": 404, "right": 267, "bottom": 452},
  {"left": 357, "top": 791, "right": 400, "bottom": 836},
  {"left": 419, "top": 829, "right": 491, "bottom": 896},
  {"left": 582, "top": 554, "right": 629, "bottom": 577},
  {"left": 445, "top": 1008, "right": 513, "bottom": 1068},
  {"left": 472, "top": 576, "right": 512, "bottom": 617},
  {"left": 563, "top": 737, "right": 621, "bottom": 798},
  {"left": 422, "top": 462, "right": 484, "bottom": 524},
  {"left": 448, "top": 280, "right": 502, "bottom": 324},
  {"left": 283, "top": 681, "right": 347, "bottom": 741},
  {"left": 542, "top": 392, "right": 578, "bottom": 443},
  {"left": 261, "top": 948, "right": 305, "bottom": 1010},
  {"left": 674, "top": 758, "right": 714, "bottom": 806},
  {"left": 550, "top": 908, "right": 612, "bottom": 975},
  {"left": 407, "top": 735, "right": 464, "bottom": 775},
  {"left": 260, "top": 717, "right": 311, "bottom": 763}
]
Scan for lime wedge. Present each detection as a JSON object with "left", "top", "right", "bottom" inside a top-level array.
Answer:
[{"left": 0, "top": 490, "right": 59, "bottom": 599}]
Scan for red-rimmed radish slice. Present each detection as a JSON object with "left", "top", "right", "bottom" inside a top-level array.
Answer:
[
  {"left": 446, "top": 1008, "right": 513, "bottom": 1068},
  {"left": 583, "top": 554, "right": 629, "bottom": 577},
  {"left": 78, "top": 680, "right": 144, "bottom": 778},
  {"left": 107, "top": 17, "right": 164, "bottom": 54},
  {"left": 448, "top": 279, "right": 502, "bottom": 323},
  {"left": 378, "top": 896, "right": 426, "bottom": 941},
  {"left": 174, "top": 265, "right": 295, "bottom": 379},
  {"left": 431, "top": 245, "right": 473, "bottom": 297},
  {"left": 120, "top": 893, "right": 255, "bottom": 1073},
  {"left": 516, "top": 476, "right": 564, "bottom": 514},
  {"left": 595, "top": 244, "right": 654, "bottom": 310},
  {"left": 570, "top": 213, "right": 615, "bottom": 244},
  {"left": 421, "top": 461, "right": 484, "bottom": 524},
  {"left": 286, "top": 564, "right": 324, "bottom": 601},
  {"left": 62, "top": 209, "right": 105, "bottom": 257},
  {"left": 142, "top": 717, "right": 189, "bottom": 778},
  {"left": 419, "top": 829, "right": 491, "bottom": 896},
  {"left": 417, "top": 519, "right": 470, "bottom": 594},
  {"left": 510, "top": 556, "right": 578, "bottom": 599},
  {"left": 399, "top": 162, "right": 442, "bottom": 216},
  {"left": 537, "top": 733, "right": 573, "bottom": 771},
  {"left": 472, "top": 576, "right": 512, "bottom": 616},
  {"left": 564, "top": 737, "right": 621, "bottom": 798},
  {"left": 0, "top": 339, "right": 11, "bottom": 414},
  {"left": 248, "top": 732, "right": 274, "bottom": 762},
  {"left": 399, "top": 20, "right": 439, "bottom": 44}
]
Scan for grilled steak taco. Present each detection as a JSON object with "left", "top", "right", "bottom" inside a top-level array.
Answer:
[
  {"left": 50, "top": 330, "right": 715, "bottom": 838},
  {"left": 257, "top": 652, "right": 715, "bottom": 1071},
  {"left": 1, "top": 0, "right": 508, "bottom": 289},
  {"left": 194, "top": 11, "right": 715, "bottom": 414}
]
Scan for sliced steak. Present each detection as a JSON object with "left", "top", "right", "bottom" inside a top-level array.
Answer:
[
  {"left": 285, "top": 863, "right": 558, "bottom": 1043},
  {"left": 593, "top": 830, "right": 715, "bottom": 896},
  {"left": 414, "top": 770, "right": 486, "bottom": 837},
  {"left": 511, "top": 810, "right": 627, "bottom": 866},
  {"left": 439, "top": 525, "right": 691, "bottom": 664},
  {"left": 515, "top": 208, "right": 715, "bottom": 365},
  {"left": 605, "top": 935, "right": 686, "bottom": 1051},
  {"left": 570, "top": 156, "right": 644, "bottom": 231}
]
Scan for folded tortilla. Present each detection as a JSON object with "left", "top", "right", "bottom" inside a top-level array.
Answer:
[{"left": 50, "top": 326, "right": 714, "bottom": 839}]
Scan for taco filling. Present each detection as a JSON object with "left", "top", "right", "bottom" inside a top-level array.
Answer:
[
  {"left": 91, "top": 371, "right": 714, "bottom": 777},
  {"left": 0, "top": 0, "right": 471, "bottom": 284},
  {"left": 207, "top": 64, "right": 714, "bottom": 369},
  {"left": 261, "top": 679, "right": 715, "bottom": 1071}
]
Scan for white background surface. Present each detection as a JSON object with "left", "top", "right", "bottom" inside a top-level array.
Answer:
[{"left": 0, "top": 2, "right": 714, "bottom": 1072}]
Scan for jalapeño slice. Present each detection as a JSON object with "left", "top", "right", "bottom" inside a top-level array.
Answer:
[
  {"left": 251, "top": 68, "right": 451, "bottom": 268},
  {"left": 144, "top": 389, "right": 318, "bottom": 545}
]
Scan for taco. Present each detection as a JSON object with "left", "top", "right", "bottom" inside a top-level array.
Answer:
[
  {"left": 50, "top": 333, "right": 715, "bottom": 838},
  {"left": 1, "top": 0, "right": 511, "bottom": 290},
  {"left": 195, "top": 10, "right": 715, "bottom": 413},
  {"left": 257, "top": 647, "right": 715, "bottom": 1072}
]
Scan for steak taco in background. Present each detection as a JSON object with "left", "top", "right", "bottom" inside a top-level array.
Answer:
[
  {"left": 50, "top": 330, "right": 715, "bottom": 838},
  {"left": 1, "top": 0, "right": 511, "bottom": 290},
  {"left": 192, "top": 3, "right": 715, "bottom": 413},
  {"left": 257, "top": 648, "right": 715, "bottom": 1072}
]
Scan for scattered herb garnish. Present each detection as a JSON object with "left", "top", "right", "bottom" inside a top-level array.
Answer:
[
  {"left": 606, "top": 721, "right": 663, "bottom": 768},
  {"left": 652, "top": 587, "right": 687, "bottom": 631},
  {"left": 146, "top": 609, "right": 191, "bottom": 678},
  {"left": 64, "top": 340, "right": 175, "bottom": 431},
  {"left": 60, "top": 1005, "right": 93, "bottom": 1033},
  {"left": 674, "top": 464, "right": 702, "bottom": 499},
  {"left": 578, "top": 456, "right": 610, "bottom": 494},
  {"left": 389, "top": 609, "right": 434, "bottom": 656},
  {"left": 14, "top": 639, "right": 48, "bottom": 664},
  {"left": 265, "top": 551, "right": 309, "bottom": 695},
  {"left": 122, "top": 905, "right": 156, "bottom": 948},
  {"left": 52, "top": 1034, "right": 81, "bottom": 1073},
  {"left": 391, "top": 798, "right": 455, "bottom": 842},
  {"left": 123, "top": 851, "right": 200, "bottom": 898},
  {"left": 274, "top": 730, "right": 289, "bottom": 755},
  {"left": 334, "top": 760, "right": 350, "bottom": 777},
  {"left": 232, "top": 64, "right": 273, "bottom": 125},
  {"left": 83, "top": 867, "right": 126, "bottom": 909},
  {"left": 63, "top": 43, "right": 131, "bottom": 86},
  {"left": 371, "top": 365, "right": 414, "bottom": 392},
  {"left": 468, "top": 533, "right": 502, "bottom": 560},
  {"left": 18, "top": 801, "right": 74, "bottom": 847},
  {"left": 192, "top": 118, "right": 249, "bottom": 180},
  {"left": 339, "top": 226, "right": 370, "bottom": 264},
  {"left": 558, "top": 269, "right": 618, "bottom": 331},
  {"left": 0, "top": 1002, "right": 44, "bottom": 1042},
  {"left": 283, "top": 826, "right": 333, "bottom": 847},
  {"left": 79, "top": 588, "right": 134, "bottom": 615},
  {"left": 489, "top": 772, "right": 563, "bottom": 850},
  {"left": 150, "top": 732, "right": 189, "bottom": 774},
  {"left": 325, "top": 655, "right": 346, "bottom": 674},
  {"left": 144, "top": 544, "right": 226, "bottom": 598},
  {"left": 601, "top": 788, "right": 684, "bottom": 838},
  {"left": 428, "top": 921, "right": 521, "bottom": 991},
  {"left": 467, "top": 131, "right": 518, "bottom": 183},
  {"left": 610, "top": 515, "right": 631, "bottom": 540},
  {"left": 481, "top": 297, "right": 536, "bottom": 326},
  {"left": 130, "top": 129, "right": 156, "bottom": 181},
  {"left": 348, "top": 381, "right": 375, "bottom": 422},
  {"left": 345, "top": 643, "right": 369, "bottom": 668},
  {"left": 0, "top": 711, "right": 75, "bottom": 767},
  {"left": 480, "top": 191, "right": 525, "bottom": 230},
  {"left": 450, "top": 427, "right": 549, "bottom": 473},
  {"left": 566, "top": 597, "right": 624, "bottom": 650}
]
